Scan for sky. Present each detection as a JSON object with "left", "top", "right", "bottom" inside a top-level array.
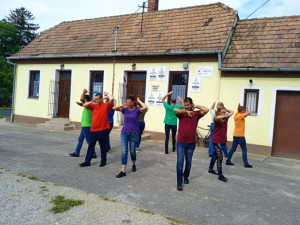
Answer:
[{"left": 1, "top": 0, "right": 299, "bottom": 32}]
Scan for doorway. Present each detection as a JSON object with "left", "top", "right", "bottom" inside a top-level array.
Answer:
[
  {"left": 58, "top": 71, "right": 71, "bottom": 118},
  {"left": 126, "top": 72, "right": 146, "bottom": 102}
]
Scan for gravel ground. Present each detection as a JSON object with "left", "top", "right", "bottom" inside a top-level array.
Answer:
[{"left": 0, "top": 168, "right": 186, "bottom": 225}]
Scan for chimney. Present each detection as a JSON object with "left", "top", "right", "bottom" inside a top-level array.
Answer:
[{"left": 148, "top": 0, "right": 159, "bottom": 12}]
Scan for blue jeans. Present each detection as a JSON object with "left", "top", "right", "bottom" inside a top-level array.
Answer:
[
  {"left": 106, "top": 123, "right": 113, "bottom": 150},
  {"left": 227, "top": 136, "right": 249, "bottom": 166},
  {"left": 209, "top": 143, "right": 225, "bottom": 177},
  {"left": 136, "top": 121, "right": 145, "bottom": 148},
  {"left": 121, "top": 132, "right": 138, "bottom": 167},
  {"left": 176, "top": 142, "right": 196, "bottom": 184},
  {"left": 75, "top": 127, "right": 96, "bottom": 157},
  {"left": 85, "top": 130, "right": 108, "bottom": 164},
  {"left": 165, "top": 124, "right": 177, "bottom": 153}
]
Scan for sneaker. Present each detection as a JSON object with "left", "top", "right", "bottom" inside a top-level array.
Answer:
[
  {"left": 165, "top": 151, "right": 169, "bottom": 154},
  {"left": 208, "top": 154, "right": 213, "bottom": 157},
  {"left": 69, "top": 152, "right": 79, "bottom": 157},
  {"left": 79, "top": 162, "right": 91, "bottom": 167},
  {"left": 132, "top": 165, "right": 136, "bottom": 172},
  {"left": 244, "top": 164, "right": 253, "bottom": 168},
  {"left": 107, "top": 148, "right": 111, "bottom": 152},
  {"left": 208, "top": 169, "right": 218, "bottom": 175},
  {"left": 226, "top": 161, "right": 234, "bottom": 166},
  {"left": 136, "top": 148, "right": 140, "bottom": 153},
  {"left": 116, "top": 171, "right": 126, "bottom": 178},
  {"left": 218, "top": 175, "right": 228, "bottom": 182},
  {"left": 177, "top": 183, "right": 183, "bottom": 191},
  {"left": 184, "top": 177, "right": 189, "bottom": 184},
  {"left": 92, "top": 155, "right": 97, "bottom": 159},
  {"left": 99, "top": 163, "right": 106, "bottom": 167}
]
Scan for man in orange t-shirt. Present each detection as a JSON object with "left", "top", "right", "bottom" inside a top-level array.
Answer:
[
  {"left": 226, "top": 104, "right": 253, "bottom": 168},
  {"left": 79, "top": 92, "right": 114, "bottom": 167}
]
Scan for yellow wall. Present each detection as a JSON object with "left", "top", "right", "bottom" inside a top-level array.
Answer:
[{"left": 219, "top": 77, "right": 300, "bottom": 147}]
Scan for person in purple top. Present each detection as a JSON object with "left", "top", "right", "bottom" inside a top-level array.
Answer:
[{"left": 113, "top": 96, "right": 148, "bottom": 178}]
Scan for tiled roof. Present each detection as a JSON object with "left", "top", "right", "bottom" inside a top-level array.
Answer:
[
  {"left": 222, "top": 16, "right": 300, "bottom": 69},
  {"left": 12, "top": 3, "right": 236, "bottom": 58}
]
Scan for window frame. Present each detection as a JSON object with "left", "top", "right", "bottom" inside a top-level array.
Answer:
[
  {"left": 168, "top": 71, "right": 189, "bottom": 105},
  {"left": 89, "top": 71, "right": 104, "bottom": 99},
  {"left": 28, "top": 70, "right": 40, "bottom": 98},
  {"left": 244, "top": 89, "right": 259, "bottom": 115}
]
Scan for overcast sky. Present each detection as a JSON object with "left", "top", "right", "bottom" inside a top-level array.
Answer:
[{"left": 1, "top": 0, "right": 299, "bottom": 32}]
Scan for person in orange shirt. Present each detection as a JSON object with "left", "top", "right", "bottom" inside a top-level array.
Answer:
[{"left": 226, "top": 104, "right": 253, "bottom": 168}]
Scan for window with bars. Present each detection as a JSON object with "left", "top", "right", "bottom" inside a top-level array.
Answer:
[
  {"left": 29, "top": 71, "right": 40, "bottom": 98},
  {"left": 244, "top": 89, "right": 259, "bottom": 114},
  {"left": 168, "top": 72, "right": 188, "bottom": 105},
  {"left": 90, "top": 71, "right": 103, "bottom": 99}
]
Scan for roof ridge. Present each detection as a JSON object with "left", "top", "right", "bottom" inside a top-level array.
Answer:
[{"left": 241, "top": 15, "right": 300, "bottom": 21}]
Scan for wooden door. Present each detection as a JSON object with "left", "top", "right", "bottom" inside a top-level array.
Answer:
[
  {"left": 58, "top": 71, "right": 71, "bottom": 118},
  {"left": 272, "top": 91, "right": 300, "bottom": 159},
  {"left": 126, "top": 72, "right": 146, "bottom": 102}
]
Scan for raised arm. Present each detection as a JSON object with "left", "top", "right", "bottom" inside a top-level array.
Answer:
[
  {"left": 112, "top": 103, "right": 126, "bottom": 112},
  {"left": 80, "top": 89, "right": 88, "bottom": 103},
  {"left": 178, "top": 96, "right": 184, "bottom": 107},
  {"left": 104, "top": 92, "right": 114, "bottom": 105},
  {"left": 193, "top": 104, "right": 209, "bottom": 116},
  {"left": 137, "top": 97, "right": 148, "bottom": 113},
  {"left": 174, "top": 108, "right": 195, "bottom": 117},
  {"left": 162, "top": 91, "right": 173, "bottom": 103},
  {"left": 226, "top": 108, "right": 234, "bottom": 118},
  {"left": 83, "top": 100, "right": 93, "bottom": 108},
  {"left": 210, "top": 102, "right": 216, "bottom": 110},
  {"left": 244, "top": 111, "right": 252, "bottom": 117}
]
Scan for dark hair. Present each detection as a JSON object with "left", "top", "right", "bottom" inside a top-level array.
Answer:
[
  {"left": 170, "top": 98, "right": 176, "bottom": 104},
  {"left": 184, "top": 97, "right": 193, "bottom": 104},
  {"left": 84, "top": 94, "right": 91, "bottom": 102},
  {"left": 238, "top": 105, "right": 246, "bottom": 112},
  {"left": 127, "top": 96, "right": 137, "bottom": 107},
  {"left": 95, "top": 93, "right": 103, "bottom": 98},
  {"left": 216, "top": 107, "right": 226, "bottom": 116}
]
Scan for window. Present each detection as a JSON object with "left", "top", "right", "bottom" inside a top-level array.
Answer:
[
  {"left": 29, "top": 71, "right": 40, "bottom": 98},
  {"left": 89, "top": 71, "right": 103, "bottom": 99},
  {"left": 168, "top": 72, "right": 189, "bottom": 105},
  {"left": 244, "top": 89, "right": 259, "bottom": 114}
]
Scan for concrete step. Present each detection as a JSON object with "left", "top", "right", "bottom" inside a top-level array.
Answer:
[{"left": 36, "top": 118, "right": 75, "bottom": 131}]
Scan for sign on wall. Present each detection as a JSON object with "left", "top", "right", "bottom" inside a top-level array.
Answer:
[
  {"left": 147, "top": 67, "right": 167, "bottom": 81},
  {"left": 197, "top": 66, "right": 214, "bottom": 77},
  {"left": 190, "top": 76, "right": 201, "bottom": 92},
  {"left": 146, "top": 91, "right": 163, "bottom": 106}
]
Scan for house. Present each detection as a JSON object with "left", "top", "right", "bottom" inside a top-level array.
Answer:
[{"left": 7, "top": 1, "right": 300, "bottom": 158}]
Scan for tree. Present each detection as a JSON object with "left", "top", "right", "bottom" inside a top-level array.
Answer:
[{"left": 6, "top": 7, "right": 40, "bottom": 48}]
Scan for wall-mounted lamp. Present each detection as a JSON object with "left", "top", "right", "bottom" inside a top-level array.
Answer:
[
  {"left": 60, "top": 64, "right": 64, "bottom": 70},
  {"left": 249, "top": 79, "right": 254, "bottom": 85},
  {"left": 132, "top": 63, "right": 136, "bottom": 70},
  {"left": 183, "top": 62, "right": 188, "bottom": 70}
]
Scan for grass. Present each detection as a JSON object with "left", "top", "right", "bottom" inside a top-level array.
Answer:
[
  {"left": 17, "top": 173, "right": 27, "bottom": 177},
  {"left": 28, "top": 175, "right": 46, "bottom": 182},
  {"left": 99, "top": 195, "right": 116, "bottom": 202},
  {"left": 139, "top": 208, "right": 155, "bottom": 215},
  {"left": 165, "top": 216, "right": 191, "bottom": 225},
  {"left": 50, "top": 195, "right": 84, "bottom": 213}
]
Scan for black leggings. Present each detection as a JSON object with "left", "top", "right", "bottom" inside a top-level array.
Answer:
[{"left": 213, "top": 143, "right": 225, "bottom": 176}]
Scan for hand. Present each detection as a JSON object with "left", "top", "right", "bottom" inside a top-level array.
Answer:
[
  {"left": 76, "top": 101, "right": 83, "bottom": 106},
  {"left": 103, "top": 91, "right": 108, "bottom": 96},
  {"left": 177, "top": 96, "right": 182, "bottom": 101},
  {"left": 187, "top": 111, "right": 195, "bottom": 117},
  {"left": 83, "top": 89, "right": 88, "bottom": 94},
  {"left": 168, "top": 91, "right": 173, "bottom": 95}
]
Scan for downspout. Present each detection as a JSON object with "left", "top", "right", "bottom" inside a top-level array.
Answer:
[
  {"left": 112, "top": 57, "right": 116, "bottom": 98},
  {"left": 6, "top": 58, "right": 16, "bottom": 122}
]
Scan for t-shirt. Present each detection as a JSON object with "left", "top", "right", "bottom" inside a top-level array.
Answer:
[
  {"left": 163, "top": 102, "right": 183, "bottom": 125},
  {"left": 81, "top": 107, "right": 92, "bottom": 127},
  {"left": 87, "top": 102, "right": 113, "bottom": 132},
  {"left": 177, "top": 110, "right": 202, "bottom": 143},
  {"left": 212, "top": 117, "right": 228, "bottom": 144},
  {"left": 108, "top": 109, "right": 115, "bottom": 124},
  {"left": 138, "top": 111, "right": 146, "bottom": 122},
  {"left": 121, "top": 107, "right": 140, "bottom": 133},
  {"left": 233, "top": 112, "right": 245, "bottom": 137}
]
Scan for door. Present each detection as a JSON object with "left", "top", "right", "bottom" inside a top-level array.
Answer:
[
  {"left": 272, "top": 91, "right": 300, "bottom": 159},
  {"left": 58, "top": 71, "right": 71, "bottom": 118},
  {"left": 126, "top": 72, "right": 146, "bottom": 102},
  {"left": 168, "top": 72, "right": 189, "bottom": 105}
]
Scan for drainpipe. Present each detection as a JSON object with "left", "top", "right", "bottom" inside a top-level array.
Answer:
[
  {"left": 114, "top": 26, "right": 119, "bottom": 52},
  {"left": 6, "top": 58, "right": 16, "bottom": 122},
  {"left": 112, "top": 57, "right": 116, "bottom": 97}
]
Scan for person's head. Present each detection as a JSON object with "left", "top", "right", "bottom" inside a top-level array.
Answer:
[
  {"left": 84, "top": 94, "right": 91, "bottom": 102},
  {"left": 238, "top": 105, "right": 246, "bottom": 113},
  {"left": 170, "top": 98, "right": 176, "bottom": 105},
  {"left": 94, "top": 93, "right": 103, "bottom": 105},
  {"left": 184, "top": 97, "right": 194, "bottom": 111},
  {"left": 216, "top": 107, "right": 226, "bottom": 116},
  {"left": 216, "top": 102, "right": 224, "bottom": 109},
  {"left": 126, "top": 96, "right": 136, "bottom": 109}
]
